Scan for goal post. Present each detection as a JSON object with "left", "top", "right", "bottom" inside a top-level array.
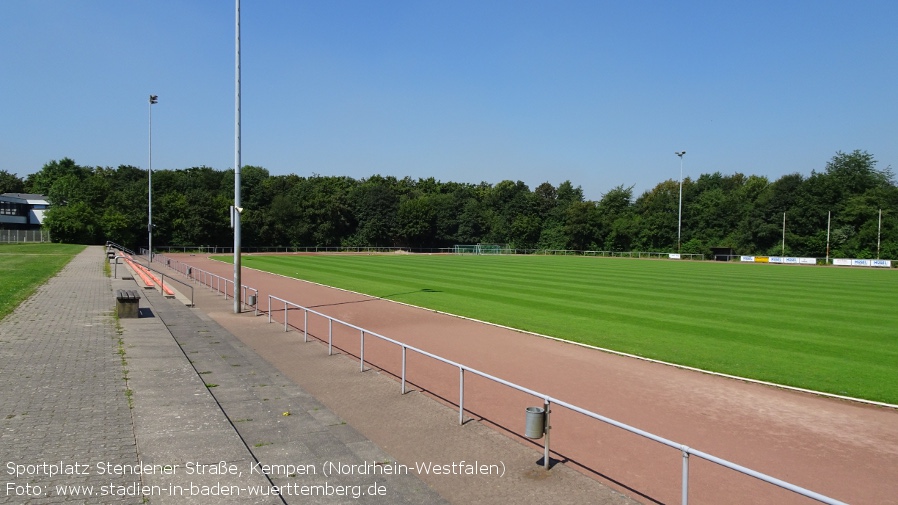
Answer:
[{"left": 452, "top": 244, "right": 507, "bottom": 255}]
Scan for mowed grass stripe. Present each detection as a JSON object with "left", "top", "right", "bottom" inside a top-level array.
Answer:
[
  {"left": 244, "top": 255, "right": 889, "bottom": 343},
  {"left": 234, "top": 254, "right": 898, "bottom": 403}
]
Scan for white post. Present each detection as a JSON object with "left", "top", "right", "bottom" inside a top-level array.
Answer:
[
  {"left": 401, "top": 346, "right": 407, "bottom": 394},
  {"left": 682, "top": 449, "right": 690, "bottom": 505},
  {"left": 458, "top": 368, "right": 465, "bottom": 425},
  {"left": 826, "top": 211, "right": 831, "bottom": 265},
  {"left": 877, "top": 209, "right": 882, "bottom": 259},
  {"left": 360, "top": 330, "right": 365, "bottom": 372},
  {"left": 782, "top": 212, "right": 786, "bottom": 256}
]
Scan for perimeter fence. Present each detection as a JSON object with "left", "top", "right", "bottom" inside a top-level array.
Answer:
[
  {"left": 142, "top": 249, "right": 845, "bottom": 505},
  {"left": 152, "top": 244, "right": 705, "bottom": 260},
  {"left": 0, "top": 228, "right": 50, "bottom": 243}
]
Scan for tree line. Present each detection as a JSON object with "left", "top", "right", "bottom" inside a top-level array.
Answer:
[{"left": 1, "top": 150, "right": 895, "bottom": 259}]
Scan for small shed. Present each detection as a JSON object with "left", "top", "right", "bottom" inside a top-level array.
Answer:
[{"left": 711, "top": 247, "right": 735, "bottom": 261}]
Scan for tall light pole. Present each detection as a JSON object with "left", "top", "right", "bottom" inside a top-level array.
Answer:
[
  {"left": 675, "top": 151, "right": 686, "bottom": 252},
  {"left": 233, "top": 0, "right": 242, "bottom": 314},
  {"left": 148, "top": 94, "right": 158, "bottom": 263}
]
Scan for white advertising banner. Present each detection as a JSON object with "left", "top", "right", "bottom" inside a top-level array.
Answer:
[
  {"left": 799, "top": 257, "right": 817, "bottom": 265},
  {"left": 669, "top": 253, "right": 681, "bottom": 259},
  {"left": 769, "top": 256, "right": 783, "bottom": 263},
  {"left": 783, "top": 257, "right": 800, "bottom": 264},
  {"left": 741, "top": 256, "right": 755, "bottom": 262},
  {"left": 832, "top": 258, "right": 892, "bottom": 267}
]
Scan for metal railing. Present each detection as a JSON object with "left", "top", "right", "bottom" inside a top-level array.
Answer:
[
  {"left": 263, "top": 292, "right": 846, "bottom": 505},
  {"left": 152, "top": 244, "right": 707, "bottom": 260},
  {"left": 150, "top": 252, "right": 258, "bottom": 315},
  {"left": 107, "top": 245, "right": 195, "bottom": 306},
  {"left": 107, "top": 241, "right": 137, "bottom": 257}
]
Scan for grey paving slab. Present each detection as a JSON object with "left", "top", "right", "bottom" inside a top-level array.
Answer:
[{"left": 0, "top": 247, "right": 141, "bottom": 504}]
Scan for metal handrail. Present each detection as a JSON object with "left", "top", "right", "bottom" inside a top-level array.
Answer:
[
  {"left": 264, "top": 292, "right": 846, "bottom": 505},
  {"left": 152, "top": 253, "right": 258, "bottom": 315}
]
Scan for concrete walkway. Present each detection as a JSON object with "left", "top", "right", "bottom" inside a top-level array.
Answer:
[{"left": 1, "top": 247, "right": 141, "bottom": 504}]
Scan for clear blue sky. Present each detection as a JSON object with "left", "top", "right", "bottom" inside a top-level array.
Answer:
[{"left": 2, "top": 1, "right": 896, "bottom": 200}]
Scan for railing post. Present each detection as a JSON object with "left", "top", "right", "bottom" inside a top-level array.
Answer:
[
  {"left": 328, "top": 319, "right": 333, "bottom": 355},
  {"left": 544, "top": 399, "right": 551, "bottom": 469},
  {"left": 459, "top": 368, "right": 465, "bottom": 425},
  {"left": 360, "top": 330, "right": 365, "bottom": 372},
  {"left": 401, "top": 346, "right": 407, "bottom": 394},
  {"left": 304, "top": 309, "right": 308, "bottom": 343},
  {"left": 267, "top": 296, "right": 272, "bottom": 324},
  {"left": 284, "top": 301, "right": 288, "bottom": 332},
  {"left": 682, "top": 447, "right": 690, "bottom": 505}
]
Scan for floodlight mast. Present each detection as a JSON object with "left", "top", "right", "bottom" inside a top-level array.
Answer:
[
  {"left": 148, "top": 94, "right": 158, "bottom": 264},
  {"left": 675, "top": 151, "right": 686, "bottom": 252},
  {"left": 233, "top": 0, "right": 242, "bottom": 314}
]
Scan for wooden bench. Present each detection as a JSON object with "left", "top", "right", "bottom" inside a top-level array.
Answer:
[{"left": 115, "top": 289, "right": 140, "bottom": 319}]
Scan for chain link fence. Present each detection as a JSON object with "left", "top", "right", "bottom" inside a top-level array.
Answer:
[{"left": 0, "top": 228, "right": 51, "bottom": 243}]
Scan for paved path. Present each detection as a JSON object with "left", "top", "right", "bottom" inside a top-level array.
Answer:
[
  {"left": 1, "top": 247, "right": 141, "bottom": 504},
  {"left": 160, "top": 252, "right": 898, "bottom": 505}
]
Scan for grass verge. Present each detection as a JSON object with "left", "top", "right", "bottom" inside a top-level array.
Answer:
[{"left": 0, "top": 243, "right": 85, "bottom": 322}]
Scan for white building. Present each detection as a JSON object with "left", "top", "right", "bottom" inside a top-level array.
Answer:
[{"left": 0, "top": 193, "right": 50, "bottom": 229}]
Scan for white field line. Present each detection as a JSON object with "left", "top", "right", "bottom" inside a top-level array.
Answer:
[{"left": 234, "top": 259, "right": 898, "bottom": 411}]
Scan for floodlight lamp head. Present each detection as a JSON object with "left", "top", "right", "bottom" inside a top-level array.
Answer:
[
  {"left": 676, "top": 151, "right": 686, "bottom": 158},
  {"left": 235, "top": 207, "right": 244, "bottom": 214},
  {"left": 149, "top": 94, "right": 158, "bottom": 104}
]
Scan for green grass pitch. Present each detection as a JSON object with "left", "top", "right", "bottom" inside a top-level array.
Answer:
[
  {"left": 0, "top": 243, "right": 85, "bottom": 322},
  {"left": 236, "top": 253, "right": 898, "bottom": 405}
]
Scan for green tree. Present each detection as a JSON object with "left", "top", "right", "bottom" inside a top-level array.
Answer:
[
  {"left": 25, "top": 158, "right": 90, "bottom": 196},
  {"left": 0, "top": 170, "right": 25, "bottom": 194},
  {"left": 44, "top": 201, "right": 101, "bottom": 244},
  {"left": 564, "top": 201, "right": 601, "bottom": 251},
  {"left": 597, "top": 185, "right": 634, "bottom": 251}
]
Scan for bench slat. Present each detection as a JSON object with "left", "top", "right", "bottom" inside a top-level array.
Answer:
[{"left": 115, "top": 289, "right": 141, "bottom": 300}]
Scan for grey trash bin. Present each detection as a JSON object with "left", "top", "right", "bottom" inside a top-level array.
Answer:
[{"left": 525, "top": 406, "right": 545, "bottom": 439}]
